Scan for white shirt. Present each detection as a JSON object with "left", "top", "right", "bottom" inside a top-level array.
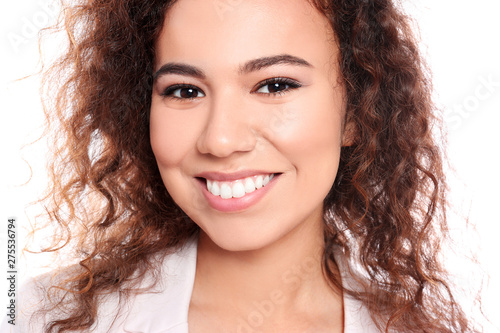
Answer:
[{"left": 2, "top": 238, "right": 379, "bottom": 332}]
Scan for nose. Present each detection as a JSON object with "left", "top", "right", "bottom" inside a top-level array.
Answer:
[{"left": 196, "top": 91, "right": 257, "bottom": 158}]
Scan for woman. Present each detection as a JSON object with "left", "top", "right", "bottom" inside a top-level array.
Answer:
[{"left": 10, "top": 0, "right": 477, "bottom": 332}]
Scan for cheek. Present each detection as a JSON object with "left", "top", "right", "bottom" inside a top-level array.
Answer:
[
  {"left": 149, "top": 105, "right": 203, "bottom": 203},
  {"left": 267, "top": 87, "right": 344, "bottom": 160},
  {"left": 149, "top": 105, "right": 198, "bottom": 168},
  {"left": 268, "top": 87, "right": 344, "bottom": 200}
]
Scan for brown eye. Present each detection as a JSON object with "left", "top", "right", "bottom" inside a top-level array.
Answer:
[
  {"left": 259, "top": 82, "right": 289, "bottom": 93},
  {"left": 254, "top": 77, "right": 302, "bottom": 95},
  {"left": 178, "top": 87, "right": 200, "bottom": 98},
  {"left": 162, "top": 84, "right": 206, "bottom": 100}
]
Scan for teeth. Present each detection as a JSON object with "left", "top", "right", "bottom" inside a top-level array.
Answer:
[
  {"left": 263, "top": 175, "right": 270, "bottom": 186},
  {"left": 255, "top": 176, "right": 263, "bottom": 189},
  {"left": 211, "top": 181, "right": 220, "bottom": 196},
  {"left": 232, "top": 182, "right": 246, "bottom": 198},
  {"left": 205, "top": 174, "right": 275, "bottom": 199},
  {"left": 244, "top": 178, "right": 256, "bottom": 193},
  {"left": 220, "top": 183, "right": 232, "bottom": 199}
]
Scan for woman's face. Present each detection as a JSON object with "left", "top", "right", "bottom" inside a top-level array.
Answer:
[{"left": 150, "top": 0, "right": 347, "bottom": 251}]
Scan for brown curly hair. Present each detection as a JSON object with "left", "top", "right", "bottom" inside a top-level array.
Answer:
[{"left": 33, "top": 0, "right": 477, "bottom": 331}]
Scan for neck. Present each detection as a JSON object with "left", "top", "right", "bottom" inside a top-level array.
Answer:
[{"left": 190, "top": 209, "right": 343, "bottom": 330}]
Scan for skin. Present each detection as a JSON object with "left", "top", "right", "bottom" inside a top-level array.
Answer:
[{"left": 150, "top": 0, "right": 348, "bottom": 331}]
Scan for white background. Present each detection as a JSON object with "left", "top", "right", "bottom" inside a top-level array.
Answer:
[{"left": 1, "top": 0, "right": 499, "bottom": 330}]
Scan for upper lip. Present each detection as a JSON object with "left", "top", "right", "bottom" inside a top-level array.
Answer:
[{"left": 195, "top": 170, "right": 276, "bottom": 182}]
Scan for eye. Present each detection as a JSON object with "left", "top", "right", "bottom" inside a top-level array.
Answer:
[
  {"left": 254, "top": 77, "right": 302, "bottom": 96},
  {"left": 161, "top": 84, "right": 206, "bottom": 100}
]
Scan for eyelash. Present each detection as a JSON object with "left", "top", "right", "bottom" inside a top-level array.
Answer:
[
  {"left": 160, "top": 77, "right": 302, "bottom": 101},
  {"left": 254, "top": 77, "right": 302, "bottom": 96},
  {"left": 161, "top": 84, "right": 203, "bottom": 101}
]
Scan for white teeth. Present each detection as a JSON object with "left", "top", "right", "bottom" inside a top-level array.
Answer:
[
  {"left": 220, "top": 183, "right": 232, "bottom": 199},
  {"left": 244, "top": 178, "right": 256, "bottom": 193},
  {"left": 205, "top": 174, "right": 275, "bottom": 199},
  {"left": 263, "top": 175, "right": 270, "bottom": 186},
  {"left": 255, "top": 176, "right": 263, "bottom": 189},
  {"left": 232, "top": 182, "right": 246, "bottom": 198},
  {"left": 211, "top": 181, "right": 220, "bottom": 196}
]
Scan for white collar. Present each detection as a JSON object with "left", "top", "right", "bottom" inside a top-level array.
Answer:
[
  {"left": 121, "top": 237, "right": 379, "bottom": 333},
  {"left": 123, "top": 239, "right": 197, "bottom": 333}
]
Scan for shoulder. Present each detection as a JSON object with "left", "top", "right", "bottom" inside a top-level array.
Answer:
[
  {"left": 6, "top": 266, "right": 122, "bottom": 333},
  {"left": 8, "top": 238, "right": 198, "bottom": 333},
  {"left": 120, "top": 237, "right": 197, "bottom": 332},
  {"left": 7, "top": 240, "right": 380, "bottom": 333}
]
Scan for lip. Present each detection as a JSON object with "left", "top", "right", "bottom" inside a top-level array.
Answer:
[
  {"left": 195, "top": 170, "right": 274, "bottom": 182},
  {"left": 195, "top": 172, "right": 281, "bottom": 212}
]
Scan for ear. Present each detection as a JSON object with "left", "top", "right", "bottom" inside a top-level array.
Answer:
[{"left": 341, "top": 120, "right": 357, "bottom": 147}]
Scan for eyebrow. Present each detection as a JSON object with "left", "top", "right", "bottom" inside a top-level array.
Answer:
[
  {"left": 153, "top": 54, "right": 313, "bottom": 82},
  {"left": 239, "top": 54, "right": 312, "bottom": 74}
]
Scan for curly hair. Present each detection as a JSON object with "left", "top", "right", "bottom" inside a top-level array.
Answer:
[{"left": 33, "top": 0, "right": 476, "bottom": 331}]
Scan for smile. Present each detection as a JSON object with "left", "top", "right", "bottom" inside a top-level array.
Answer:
[{"left": 206, "top": 174, "right": 275, "bottom": 199}]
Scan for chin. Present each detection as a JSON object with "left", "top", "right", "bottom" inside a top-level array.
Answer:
[{"left": 200, "top": 226, "right": 287, "bottom": 253}]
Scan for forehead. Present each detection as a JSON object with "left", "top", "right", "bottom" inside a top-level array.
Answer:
[{"left": 155, "top": 0, "right": 337, "bottom": 70}]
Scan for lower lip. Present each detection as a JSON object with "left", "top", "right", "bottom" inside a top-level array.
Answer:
[{"left": 197, "top": 174, "right": 280, "bottom": 212}]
